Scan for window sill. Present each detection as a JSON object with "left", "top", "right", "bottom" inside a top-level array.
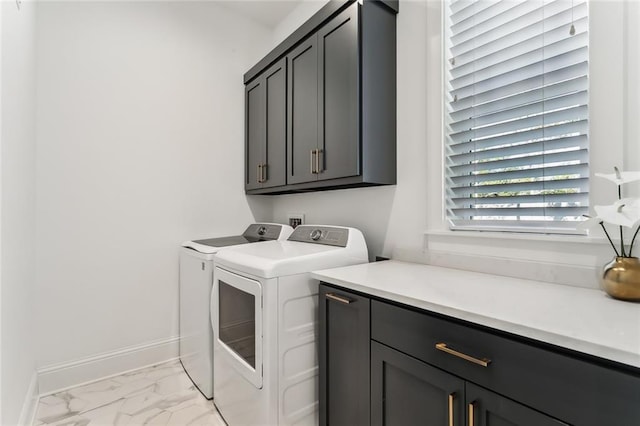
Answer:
[{"left": 424, "top": 229, "right": 611, "bottom": 247}]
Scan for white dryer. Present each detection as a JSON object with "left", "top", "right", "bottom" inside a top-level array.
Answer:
[
  {"left": 179, "top": 223, "right": 293, "bottom": 399},
  {"left": 211, "top": 225, "right": 369, "bottom": 425}
]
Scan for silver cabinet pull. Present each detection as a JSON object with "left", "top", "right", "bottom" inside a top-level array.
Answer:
[
  {"left": 261, "top": 163, "right": 267, "bottom": 183},
  {"left": 435, "top": 343, "right": 491, "bottom": 367},
  {"left": 310, "top": 149, "right": 316, "bottom": 174},
  {"left": 325, "top": 292, "right": 352, "bottom": 304},
  {"left": 257, "top": 164, "right": 263, "bottom": 183}
]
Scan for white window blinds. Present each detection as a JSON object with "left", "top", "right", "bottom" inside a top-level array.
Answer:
[{"left": 445, "top": 0, "right": 589, "bottom": 233}]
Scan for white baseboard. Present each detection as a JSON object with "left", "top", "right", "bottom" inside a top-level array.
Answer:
[
  {"left": 37, "top": 336, "right": 179, "bottom": 396},
  {"left": 18, "top": 371, "right": 39, "bottom": 426}
]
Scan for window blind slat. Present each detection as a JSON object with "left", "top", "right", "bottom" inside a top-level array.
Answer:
[
  {"left": 450, "top": 191, "right": 588, "bottom": 207},
  {"left": 450, "top": 90, "right": 588, "bottom": 133},
  {"left": 448, "top": 119, "right": 588, "bottom": 153},
  {"left": 449, "top": 135, "right": 588, "bottom": 164},
  {"left": 451, "top": 206, "right": 589, "bottom": 218},
  {"left": 449, "top": 105, "right": 588, "bottom": 144},
  {"left": 448, "top": 177, "right": 589, "bottom": 198},
  {"left": 449, "top": 162, "right": 588, "bottom": 187},
  {"left": 449, "top": 148, "right": 589, "bottom": 177},
  {"left": 451, "top": 1, "right": 587, "bottom": 58},
  {"left": 450, "top": 62, "right": 588, "bottom": 112},
  {"left": 450, "top": 77, "right": 587, "bottom": 122},
  {"left": 450, "top": 46, "right": 587, "bottom": 97},
  {"left": 451, "top": 27, "right": 588, "bottom": 82}
]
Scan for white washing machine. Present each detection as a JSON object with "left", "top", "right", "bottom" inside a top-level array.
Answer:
[
  {"left": 210, "top": 225, "right": 369, "bottom": 425},
  {"left": 179, "top": 223, "right": 293, "bottom": 399}
]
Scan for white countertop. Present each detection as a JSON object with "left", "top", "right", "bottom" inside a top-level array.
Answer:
[{"left": 311, "top": 260, "right": 640, "bottom": 369}]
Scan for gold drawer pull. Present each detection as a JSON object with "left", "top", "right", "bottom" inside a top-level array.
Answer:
[
  {"left": 468, "top": 401, "right": 476, "bottom": 426},
  {"left": 435, "top": 343, "right": 491, "bottom": 367},
  {"left": 448, "top": 393, "right": 455, "bottom": 426},
  {"left": 325, "top": 293, "right": 352, "bottom": 304}
]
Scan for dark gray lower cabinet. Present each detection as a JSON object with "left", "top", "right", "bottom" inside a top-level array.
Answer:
[
  {"left": 466, "top": 383, "right": 566, "bottom": 426},
  {"left": 371, "top": 341, "right": 464, "bottom": 426},
  {"left": 319, "top": 285, "right": 370, "bottom": 426},
  {"left": 371, "top": 342, "right": 563, "bottom": 426},
  {"left": 319, "top": 283, "right": 640, "bottom": 426}
]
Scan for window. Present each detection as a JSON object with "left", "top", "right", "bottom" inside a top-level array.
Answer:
[{"left": 444, "top": 0, "right": 589, "bottom": 234}]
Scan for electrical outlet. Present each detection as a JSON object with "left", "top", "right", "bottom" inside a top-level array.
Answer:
[{"left": 288, "top": 214, "right": 305, "bottom": 229}]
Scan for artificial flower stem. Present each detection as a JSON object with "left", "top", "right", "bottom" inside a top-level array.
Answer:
[
  {"left": 617, "top": 185, "right": 626, "bottom": 257},
  {"left": 600, "top": 222, "right": 620, "bottom": 257},
  {"left": 629, "top": 225, "right": 640, "bottom": 257}
]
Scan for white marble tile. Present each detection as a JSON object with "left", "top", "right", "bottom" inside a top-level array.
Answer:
[
  {"left": 35, "top": 360, "right": 222, "bottom": 426},
  {"left": 165, "top": 403, "right": 214, "bottom": 425}
]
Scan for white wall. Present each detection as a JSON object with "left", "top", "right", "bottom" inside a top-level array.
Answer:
[
  {"left": 34, "top": 1, "right": 272, "bottom": 372},
  {"left": 1, "top": 0, "right": 39, "bottom": 423},
  {"left": 263, "top": 0, "right": 640, "bottom": 288}
]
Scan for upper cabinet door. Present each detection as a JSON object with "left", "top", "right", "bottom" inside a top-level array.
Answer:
[
  {"left": 263, "top": 59, "right": 287, "bottom": 188},
  {"left": 287, "top": 36, "right": 319, "bottom": 185},
  {"left": 317, "top": 5, "right": 359, "bottom": 181},
  {"left": 245, "top": 79, "right": 265, "bottom": 191}
]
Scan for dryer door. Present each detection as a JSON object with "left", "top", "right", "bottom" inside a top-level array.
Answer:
[{"left": 213, "top": 267, "right": 263, "bottom": 389}]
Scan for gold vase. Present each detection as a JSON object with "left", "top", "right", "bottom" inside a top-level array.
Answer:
[{"left": 602, "top": 257, "right": 640, "bottom": 302}]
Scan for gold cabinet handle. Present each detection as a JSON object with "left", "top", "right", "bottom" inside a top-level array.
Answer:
[
  {"left": 448, "top": 393, "right": 455, "bottom": 426},
  {"left": 435, "top": 343, "right": 491, "bottom": 367},
  {"left": 468, "top": 402, "right": 476, "bottom": 426},
  {"left": 316, "top": 149, "right": 323, "bottom": 173},
  {"left": 257, "top": 164, "right": 263, "bottom": 183},
  {"left": 325, "top": 292, "right": 352, "bottom": 304}
]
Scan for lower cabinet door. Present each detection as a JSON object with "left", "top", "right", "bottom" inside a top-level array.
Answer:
[
  {"left": 319, "top": 285, "right": 370, "bottom": 426},
  {"left": 466, "top": 383, "right": 568, "bottom": 426},
  {"left": 371, "top": 341, "right": 465, "bottom": 426}
]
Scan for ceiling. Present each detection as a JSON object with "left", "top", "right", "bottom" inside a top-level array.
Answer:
[{"left": 219, "top": 1, "right": 304, "bottom": 29}]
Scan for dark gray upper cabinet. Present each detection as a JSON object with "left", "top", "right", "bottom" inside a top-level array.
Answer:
[
  {"left": 245, "top": 0, "right": 397, "bottom": 194},
  {"left": 245, "top": 58, "right": 287, "bottom": 190},
  {"left": 287, "top": 37, "right": 318, "bottom": 185}
]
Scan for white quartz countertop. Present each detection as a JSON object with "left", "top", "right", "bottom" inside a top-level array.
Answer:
[{"left": 311, "top": 260, "right": 640, "bottom": 369}]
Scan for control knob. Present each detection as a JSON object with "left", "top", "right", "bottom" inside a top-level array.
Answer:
[
  {"left": 258, "top": 226, "right": 267, "bottom": 236},
  {"left": 310, "top": 229, "right": 323, "bottom": 241}
]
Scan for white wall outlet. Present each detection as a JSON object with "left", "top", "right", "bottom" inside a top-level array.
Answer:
[{"left": 288, "top": 214, "right": 305, "bottom": 229}]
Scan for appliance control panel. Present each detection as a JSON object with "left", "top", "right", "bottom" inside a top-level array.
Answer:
[
  {"left": 243, "top": 224, "right": 284, "bottom": 241},
  {"left": 287, "top": 226, "right": 349, "bottom": 247}
]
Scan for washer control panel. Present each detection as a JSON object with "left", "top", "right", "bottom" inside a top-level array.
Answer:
[
  {"left": 243, "top": 223, "right": 284, "bottom": 241},
  {"left": 288, "top": 226, "right": 349, "bottom": 247}
]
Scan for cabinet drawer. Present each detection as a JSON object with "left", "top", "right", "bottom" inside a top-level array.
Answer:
[{"left": 371, "top": 300, "right": 640, "bottom": 426}]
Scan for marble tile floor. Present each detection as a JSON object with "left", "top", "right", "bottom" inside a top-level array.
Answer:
[{"left": 33, "top": 360, "right": 225, "bottom": 426}]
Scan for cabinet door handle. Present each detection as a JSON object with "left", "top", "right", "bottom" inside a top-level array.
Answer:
[
  {"left": 468, "top": 402, "right": 475, "bottom": 426},
  {"left": 316, "top": 149, "right": 323, "bottom": 173},
  {"left": 448, "top": 393, "right": 455, "bottom": 426},
  {"left": 435, "top": 343, "right": 491, "bottom": 367},
  {"left": 325, "top": 292, "right": 352, "bottom": 304},
  {"left": 257, "top": 164, "right": 263, "bottom": 183},
  {"left": 261, "top": 163, "right": 267, "bottom": 182},
  {"left": 310, "top": 149, "right": 317, "bottom": 174}
]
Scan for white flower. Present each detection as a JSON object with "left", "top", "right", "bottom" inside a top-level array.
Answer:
[
  {"left": 595, "top": 168, "right": 640, "bottom": 186},
  {"left": 594, "top": 198, "right": 640, "bottom": 228},
  {"left": 576, "top": 215, "right": 602, "bottom": 230}
]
